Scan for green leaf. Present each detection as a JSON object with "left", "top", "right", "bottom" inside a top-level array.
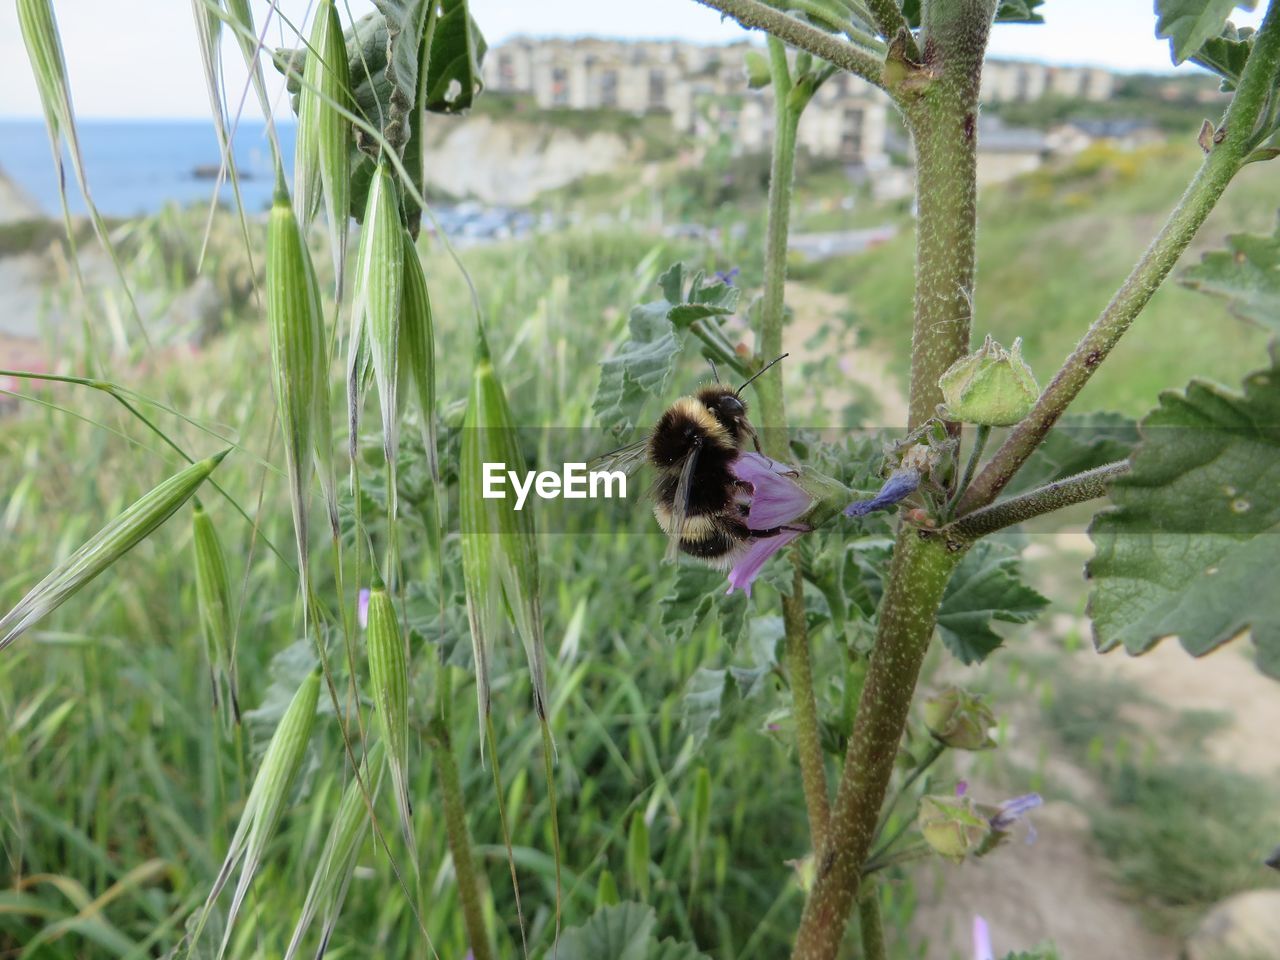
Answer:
[
  {"left": 369, "top": 0, "right": 430, "bottom": 152},
  {"left": 681, "top": 668, "right": 730, "bottom": 749},
  {"left": 555, "top": 903, "right": 712, "bottom": 960},
  {"left": 556, "top": 902, "right": 654, "bottom": 960},
  {"left": 1088, "top": 355, "right": 1280, "bottom": 679},
  {"left": 1005, "top": 412, "right": 1139, "bottom": 496},
  {"left": 594, "top": 263, "right": 739, "bottom": 435},
  {"left": 1181, "top": 219, "right": 1280, "bottom": 335},
  {"left": 1191, "top": 22, "right": 1256, "bottom": 89},
  {"left": 424, "top": 0, "right": 487, "bottom": 113},
  {"left": 1155, "top": 0, "right": 1248, "bottom": 65},
  {"left": 936, "top": 542, "right": 1048, "bottom": 664},
  {"left": 660, "top": 565, "right": 747, "bottom": 646}
]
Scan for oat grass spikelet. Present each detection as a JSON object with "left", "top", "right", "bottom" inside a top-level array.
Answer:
[
  {"left": 192, "top": 501, "right": 240, "bottom": 727},
  {"left": 365, "top": 585, "right": 416, "bottom": 857},
  {"left": 0, "top": 452, "right": 227, "bottom": 653}
]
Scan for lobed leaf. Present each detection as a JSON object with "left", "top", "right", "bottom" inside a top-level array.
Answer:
[
  {"left": 0, "top": 452, "right": 226, "bottom": 653},
  {"left": 555, "top": 902, "right": 712, "bottom": 960},
  {"left": 370, "top": 0, "right": 431, "bottom": 153},
  {"left": 1155, "top": 0, "right": 1248, "bottom": 64},
  {"left": 594, "top": 263, "right": 739, "bottom": 435},
  {"left": 936, "top": 541, "right": 1048, "bottom": 665},
  {"left": 1192, "top": 22, "right": 1257, "bottom": 89},
  {"left": 1181, "top": 217, "right": 1280, "bottom": 336},
  {"left": 1088, "top": 354, "right": 1280, "bottom": 678}
]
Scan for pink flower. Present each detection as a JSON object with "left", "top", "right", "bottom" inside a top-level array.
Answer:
[
  {"left": 973, "top": 915, "right": 994, "bottom": 960},
  {"left": 725, "top": 453, "right": 813, "bottom": 597},
  {"left": 357, "top": 588, "right": 371, "bottom": 630}
]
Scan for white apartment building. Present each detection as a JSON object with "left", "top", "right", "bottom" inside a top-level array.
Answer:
[{"left": 485, "top": 39, "right": 1119, "bottom": 167}]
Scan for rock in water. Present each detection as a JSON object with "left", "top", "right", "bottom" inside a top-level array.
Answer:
[
  {"left": 0, "top": 165, "right": 42, "bottom": 223},
  {"left": 1185, "top": 890, "right": 1280, "bottom": 960}
]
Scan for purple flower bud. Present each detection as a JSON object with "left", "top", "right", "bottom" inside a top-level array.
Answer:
[
  {"left": 714, "top": 267, "right": 740, "bottom": 286},
  {"left": 844, "top": 467, "right": 920, "bottom": 518},
  {"left": 973, "top": 915, "right": 994, "bottom": 960},
  {"left": 989, "top": 792, "right": 1042, "bottom": 832},
  {"left": 956, "top": 780, "right": 969, "bottom": 797},
  {"left": 357, "top": 587, "right": 371, "bottom": 630}
]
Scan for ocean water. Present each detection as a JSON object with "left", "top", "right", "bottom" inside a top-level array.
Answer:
[{"left": 0, "top": 119, "right": 297, "bottom": 219}]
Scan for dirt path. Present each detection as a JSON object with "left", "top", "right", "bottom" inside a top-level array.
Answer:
[{"left": 783, "top": 281, "right": 909, "bottom": 428}]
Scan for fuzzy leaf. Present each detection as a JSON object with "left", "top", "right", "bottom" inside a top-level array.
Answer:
[
  {"left": 556, "top": 902, "right": 654, "bottom": 960},
  {"left": 660, "top": 565, "right": 748, "bottom": 646},
  {"left": 368, "top": 0, "right": 430, "bottom": 152},
  {"left": 936, "top": 542, "right": 1048, "bottom": 665},
  {"left": 1181, "top": 219, "right": 1280, "bottom": 335},
  {"left": 1155, "top": 0, "right": 1248, "bottom": 64},
  {"left": 1192, "top": 22, "right": 1256, "bottom": 89},
  {"left": 424, "top": 0, "right": 487, "bottom": 113},
  {"left": 594, "top": 264, "right": 739, "bottom": 435},
  {"left": 1088, "top": 355, "right": 1280, "bottom": 679}
]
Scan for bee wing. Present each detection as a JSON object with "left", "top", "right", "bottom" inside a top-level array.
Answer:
[
  {"left": 588, "top": 438, "right": 649, "bottom": 476},
  {"left": 665, "top": 439, "right": 701, "bottom": 563}
]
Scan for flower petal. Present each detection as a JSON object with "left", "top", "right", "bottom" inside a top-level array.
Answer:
[
  {"left": 357, "top": 588, "right": 370, "bottom": 630},
  {"left": 990, "top": 792, "right": 1043, "bottom": 831},
  {"left": 725, "top": 528, "right": 807, "bottom": 597},
  {"left": 731, "top": 453, "right": 812, "bottom": 529},
  {"left": 844, "top": 467, "right": 920, "bottom": 518},
  {"left": 973, "top": 915, "right": 994, "bottom": 960}
]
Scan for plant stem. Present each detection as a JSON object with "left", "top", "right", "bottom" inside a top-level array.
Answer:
[
  {"left": 791, "top": 6, "right": 995, "bottom": 956},
  {"left": 857, "top": 881, "right": 887, "bottom": 960},
  {"left": 793, "top": 531, "right": 963, "bottom": 959},
  {"left": 864, "top": 0, "right": 920, "bottom": 60},
  {"left": 785, "top": 558, "right": 831, "bottom": 851},
  {"left": 431, "top": 674, "right": 494, "bottom": 960},
  {"left": 944, "top": 460, "right": 1128, "bottom": 541},
  {"left": 692, "top": 0, "right": 886, "bottom": 86},
  {"left": 757, "top": 40, "right": 832, "bottom": 855},
  {"left": 956, "top": 0, "right": 1280, "bottom": 514},
  {"left": 873, "top": 739, "right": 945, "bottom": 841},
  {"left": 757, "top": 37, "right": 801, "bottom": 458},
  {"left": 947, "top": 423, "right": 989, "bottom": 515}
]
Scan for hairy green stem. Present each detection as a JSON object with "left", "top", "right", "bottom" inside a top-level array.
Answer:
[
  {"left": 944, "top": 460, "right": 1129, "bottom": 541},
  {"left": 791, "top": 5, "right": 995, "bottom": 956},
  {"left": 431, "top": 676, "right": 494, "bottom": 960},
  {"left": 956, "top": 0, "right": 1280, "bottom": 514},
  {"left": 857, "top": 882, "right": 887, "bottom": 960},
  {"left": 947, "top": 423, "right": 989, "bottom": 515},
  {"left": 793, "top": 532, "right": 964, "bottom": 958},
  {"left": 692, "top": 0, "right": 885, "bottom": 86},
  {"left": 756, "top": 36, "right": 801, "bottom": 459},
  {"left": 755, "top": 40, "right": 833, "bottom": 857},
  {"left": 785, "top": 559, "right": 830, "bottom": 851}
]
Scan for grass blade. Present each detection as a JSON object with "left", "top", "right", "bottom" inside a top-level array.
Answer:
[
  {"left": 192, "top": 501, "right": 240, "bottom": 729},
  {"left": 364, "top": 586, "right": 416, "bottom": 858}
]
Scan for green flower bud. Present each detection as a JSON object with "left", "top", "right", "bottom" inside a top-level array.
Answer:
[
  {"left": 938, "top": 335, "right": 1040, "bottom": 426},
  {"left": 918, "top": 795, "right": 991, "bottom": 863},
  {"left": 923, "top": 686, "right": 996, "bottom": 751}
]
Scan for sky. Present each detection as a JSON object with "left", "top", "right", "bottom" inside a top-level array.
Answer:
[{"left": 0, "top": 1, "right": 1266, "bottom": 120}]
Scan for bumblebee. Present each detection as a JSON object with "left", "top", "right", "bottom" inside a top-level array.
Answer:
[{"left": 598, "top": 355, "right": 795, "bottom": 566}]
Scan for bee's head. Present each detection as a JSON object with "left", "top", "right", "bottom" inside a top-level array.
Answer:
[{"left": 696, "top": 385, "right": 749, "bottom": 443}]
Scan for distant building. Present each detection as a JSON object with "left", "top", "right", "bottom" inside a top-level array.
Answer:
[
  {"left": 485, "top": 39, "right": 1125, "bottom": 174},
  {"left": 981, "top": 59, "right": 1116, "bottom": 103},
  {"left": 485, "top": 37, "right": 891, "bottom": 167}
]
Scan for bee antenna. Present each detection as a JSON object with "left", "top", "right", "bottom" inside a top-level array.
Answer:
[
  {"left": 736, "top": 353, "right": 788, "bottom": 396},
  {"left": 706, "top": 357, "right": 720, "bottom": 382}
]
